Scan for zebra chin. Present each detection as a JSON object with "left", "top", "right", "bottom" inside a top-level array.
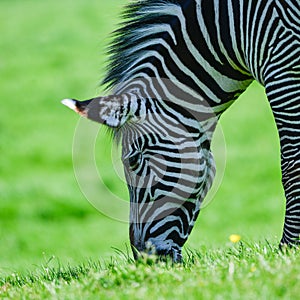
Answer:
[{"left": 131, "top": 240, "right": 183, "bottom": 263}]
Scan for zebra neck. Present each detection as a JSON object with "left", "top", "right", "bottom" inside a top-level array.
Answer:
[{"left": 120, "top": 87, "right": 219, "bottom": 147}]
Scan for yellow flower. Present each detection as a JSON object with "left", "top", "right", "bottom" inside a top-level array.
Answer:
[
  {"left": 229, "top": 234, "right": 241, "bottom": 243},
  {"left": 250, "top": 265, "right": 256, "bottom": 273}
]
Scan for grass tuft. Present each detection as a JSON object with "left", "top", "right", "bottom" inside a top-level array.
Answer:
[
  {"left": 1, "top": 242, "right": 299, "bottom": 299},
  {"left": 0, "top": 0, "right": 294, "bottom": 298}
]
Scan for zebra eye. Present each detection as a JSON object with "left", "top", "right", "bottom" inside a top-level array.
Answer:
[{"left": 128, "top": 152, "right": 141, "bottom": 169}]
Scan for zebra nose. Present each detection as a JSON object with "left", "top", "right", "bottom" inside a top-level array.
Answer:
[
  {"left": 155, "top": 248, "right": 182, "bottom": 263},
  {"left": 136, "top": 241, "right": 183, "bottom": 263}
]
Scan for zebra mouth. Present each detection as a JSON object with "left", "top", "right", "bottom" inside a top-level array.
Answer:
[
  {"left": 155, "top": 247, "right": 182, "bottom": 263},
  {"left": 132, "top": 241, "right": 182, "bottom": 263}
]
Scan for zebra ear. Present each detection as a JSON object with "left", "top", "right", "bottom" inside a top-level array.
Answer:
[{"left": 61, "top": 94, "right": 140, "bottom": 128}]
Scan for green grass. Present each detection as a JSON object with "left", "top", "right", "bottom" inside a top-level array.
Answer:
[
  {"left": 0, "top": 0, "right": 293, "bottom": 298},
  {"left": 1, "top": 244, "right": 299, "bottom": 299}
]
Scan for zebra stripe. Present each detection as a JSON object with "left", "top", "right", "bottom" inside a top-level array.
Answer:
[{"left": 63, "top": 0, "right": 300, "bottom": 261}]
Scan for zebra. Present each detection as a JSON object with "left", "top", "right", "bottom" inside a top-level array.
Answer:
[{"left": 62, "top": 0, "right": 300, "bottom": 262}]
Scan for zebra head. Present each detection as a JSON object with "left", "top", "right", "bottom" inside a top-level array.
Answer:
[{"left": 62, "top": 85, "right": 216, "bottom": 262}]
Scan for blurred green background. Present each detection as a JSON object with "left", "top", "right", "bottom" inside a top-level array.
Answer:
[{"left": 0, "top": 0, "right": 284, "bottom": 275}]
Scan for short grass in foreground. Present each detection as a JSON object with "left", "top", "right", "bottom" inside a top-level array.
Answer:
[
  {"left": 0, "top": 0, "right": 285, "bottom": 280},
  {"left": 0, "top": 242, "right": 299, "bottom": 300}
]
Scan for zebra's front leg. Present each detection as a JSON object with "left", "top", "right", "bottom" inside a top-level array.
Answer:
[
  {"left": 269, "top": 112, "right": 300, "bottom": 246},
  {"left": 266, "top": 76, "right": 300, "bottom": 247},
  {"left": 272, "top": 104, "right": 300, "bottom": 246},
  {"left": 280, "top": 151, "right": 300, "bottom": 246}
]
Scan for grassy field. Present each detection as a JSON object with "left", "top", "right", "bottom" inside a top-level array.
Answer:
[
  {"left": 1, "top": 244, "right": 300, "bottom": 299},
  {"left": 0, "top": 0, "right": 296, "bottom": 298}
]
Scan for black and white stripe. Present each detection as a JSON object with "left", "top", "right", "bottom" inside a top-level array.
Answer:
[{"left": 64, "top": 0, "right": 300, "bottom": 260}]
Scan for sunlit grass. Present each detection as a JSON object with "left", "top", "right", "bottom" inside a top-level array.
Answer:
[
  {"left": 1, "top": 242, "right": 299, "bottom": 299},
  {"left": 0, "top": 2, "right": 288, "bottom": 298}
]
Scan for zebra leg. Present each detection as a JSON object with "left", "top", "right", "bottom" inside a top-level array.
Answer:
[
  {"left": 266, "top": 77, "right": 300, "bottom": 246},
  {"left": 280, "top": 149, "right": 300, "bottom": 246},
  {"left": 260, "top": 0, "right": 300, "bottom": 246}
]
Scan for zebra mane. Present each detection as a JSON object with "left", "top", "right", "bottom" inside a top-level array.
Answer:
[{"left": 102, "top": 0, "right": 182, "bottom": 91}]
